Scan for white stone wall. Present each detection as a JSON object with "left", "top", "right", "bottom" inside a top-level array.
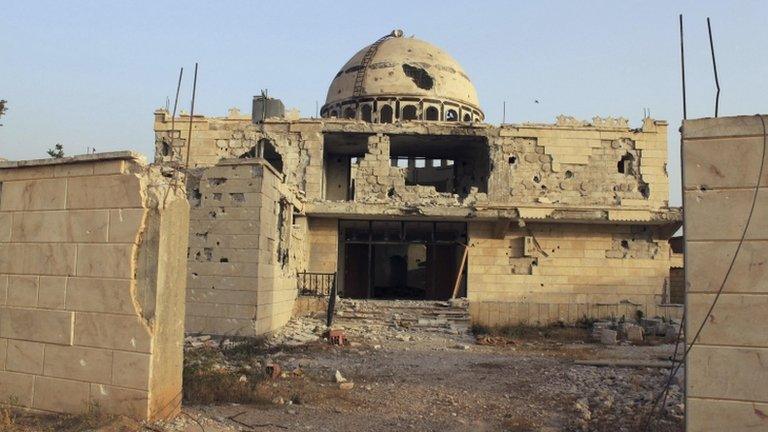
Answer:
[
  {"left": 683, "top": 116, "right": 768, "bottom": 431},
  {"left": 0, "top": 152, "right": 189, "bottom": 420}
]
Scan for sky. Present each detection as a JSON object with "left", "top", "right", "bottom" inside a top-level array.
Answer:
[{"left": 2, "top": 1, "right": 768, "bottom": 207}]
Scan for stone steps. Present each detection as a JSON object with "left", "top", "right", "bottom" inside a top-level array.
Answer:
[{"left": 332, "top": 298, "right": 471, "bottom": 333}]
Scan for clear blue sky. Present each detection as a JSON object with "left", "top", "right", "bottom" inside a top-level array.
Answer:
[{"left": 3, "top": 1, "right": 768, "bottom": 206}]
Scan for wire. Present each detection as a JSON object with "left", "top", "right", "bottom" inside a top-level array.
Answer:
[{"left": 644, "top": 114, "right": 768, "bottom": 430}]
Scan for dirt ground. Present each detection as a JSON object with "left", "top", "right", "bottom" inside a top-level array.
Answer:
[{"left": 3, "top": 319, "right": 684, "bottom": 432}]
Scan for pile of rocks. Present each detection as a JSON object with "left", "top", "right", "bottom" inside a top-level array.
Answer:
[{"left": 591, "top": 317, "right": 683, "bottom": 345}]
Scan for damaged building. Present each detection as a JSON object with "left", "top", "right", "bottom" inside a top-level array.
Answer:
[{"left": 154, "top": 30, "right": 682, "bottom": 336}]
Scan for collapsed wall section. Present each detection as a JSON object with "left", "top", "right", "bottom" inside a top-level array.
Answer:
[
  {"left": 186, "top": 159, "right": 303, "bottom": 336},
  {"left": 467, "top": 221, "right": 676, "bottom": 325},
  {"left": 682, "top": 116, "right": 768, "bottom": 431},
  {"left": 0, "top": 152, "right": 189, "bottom": 420}
]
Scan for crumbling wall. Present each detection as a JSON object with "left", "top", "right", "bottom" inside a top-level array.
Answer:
[
  {"left": 488, "top": 116, "right": 668, "bottom": 209},
  {"left": 0, "top": 152, "right": 189, "bottom": 420},
  {"left": 467, "top": 221, "right": 675, "bottom": 325},
  {"left": 153, "top": 110, "right": 324, "bottom": 200},
  {"left": 186, "top": 159, "right": 302, "bottom": 336},
  {"left": 682, "top": 115, "right": 768, "bottom": 431}
]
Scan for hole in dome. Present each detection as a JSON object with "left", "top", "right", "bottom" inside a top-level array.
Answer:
[{"left": 402, "top": 64, "right": 434, "bottom": 90}]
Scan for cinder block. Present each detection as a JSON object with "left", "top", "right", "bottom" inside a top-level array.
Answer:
[
  {"left": 66, "top": 175, "right": 143, "bottom": 209},
  {"left": 0, "top": 370, "right": 34, "bottom": 406},
  {"left": 73, "top": 312, "right": 151, "bottom": 353},
  {"left": 111, "top": 351, "right": 150, "bottom": 390},
  {"left": 37, "top": 276, "right": 67, "bottom": 309},
  {"left": 0, "top": 179, "right": 66, "bottom": 211},
  {"left": 11, "top": 210, "right": 109, "bottom": 243},
  {"left": 7, "top": 275, "right": 39, "bottom": 307},
  {"left": 65, "top": 277, "right": 135, "bottom": 314},
  {"left": 33, "top": 376, "right": 90, "bottom": 413},
  {"left": 89, "top": 384, "right": 149, "bottom": 419},
  {"left": 0, "top": 307, "right": 74, "bottom": 345},
  {"left": 75, "top": 244, "right": 134, "bottom": 278},
  {"left": 43, "top": 345, "right": 112, "bottom": 384}
]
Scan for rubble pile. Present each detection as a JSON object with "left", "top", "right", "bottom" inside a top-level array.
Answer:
[{"left": 590, "top": 317, "right": 683, "bottom": 345}]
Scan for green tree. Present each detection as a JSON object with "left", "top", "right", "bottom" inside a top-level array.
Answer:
[
  {"left": 47, "top": 143, "right": 65, "bottom": 158},
  {"left": 0, "top": 100, "right": 6, "bottom": 126}
]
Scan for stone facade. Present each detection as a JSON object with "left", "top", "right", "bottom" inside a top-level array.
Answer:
[
  {"left": 185, "top": 158, "right": 304, "bottom": 336},
  {"left": 0, "top": 152, "right": 189, "bottom": 420},
  {"left": 683, "top": 115, "right": 768, "bottom": 431}
]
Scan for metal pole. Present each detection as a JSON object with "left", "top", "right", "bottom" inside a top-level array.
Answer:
[
  {"left": 502, "top": 101, "right": 506, "bottom": 124},
  {"left": 170, "top": 67, "right": 184, "bottom": 137},
  {"left": 184, "top": 63, "right": 199, "bottom": 172},
  {"left": 707, "top": 17, "right": 721, "bottom": 117},
  {"left": 679, "top": 15, "right": 687, "bottom": 120}
]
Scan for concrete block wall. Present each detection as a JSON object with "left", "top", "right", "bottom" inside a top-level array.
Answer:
[
  {"left": 186, "top": 159, "right": 299, "bottom": 336},
  {"left": 467, "top": 221, "right": 676, "bottom": 325},
  {"left": 683, "top": 115, "right": 768, "bottom": 431},
  {"left": 0, "top": 152, "right": 189, "bottom": 420}
]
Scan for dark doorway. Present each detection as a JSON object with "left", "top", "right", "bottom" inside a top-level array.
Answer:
[
  {"left": 339, "top": 220, "right": 467, "bottom": 300},
  {"left": 344, "top": 243, "right": 369, "bottom": 298}
]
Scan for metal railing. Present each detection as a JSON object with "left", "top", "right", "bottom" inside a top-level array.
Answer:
[{"left": 297, "top": 272, "right": 336, "bottom": 297}]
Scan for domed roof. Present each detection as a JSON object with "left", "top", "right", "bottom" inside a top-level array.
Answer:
[{"left": 323, "top": 31, "right": 482, "bottom": 117}]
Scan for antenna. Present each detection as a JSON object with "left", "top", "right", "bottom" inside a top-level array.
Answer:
[
  {"left": 707, "top": 17, "right": 721, "bottom": 117},
  {"left": 184, "top": 63, "right": 198, "bottom": 172},
  {"left": 679, "top": 14, "right": 687, "bottom": 120},
  {"left": 502, "top": 101, "right": 506, "bottom": 124},
  {"left": 315, "top": 100, "right": 319, "bottom": 118}
]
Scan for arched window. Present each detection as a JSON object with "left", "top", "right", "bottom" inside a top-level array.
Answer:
[
  {"left": 463, "top": 113, "right": 471, "bottom": 122},
  {"left": 402, "top": 105, "right": 417, "bottom": 120},
  {"left": 361, "top": 105, "right": 372, "bottom": 122},
  {"left": 425, "top": 106, "right": 439, "bottom": 121},
  {"left": 446, "top": 109, "right": 458, "bottom": 121},
  {"left": 343, "top": 107, "right": 356, "bottom": 119},
  {"left": 380, "top": 105, "right": 393, "bottom": 123}
]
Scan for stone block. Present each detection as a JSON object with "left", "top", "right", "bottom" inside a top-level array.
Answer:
[
  {"left": 43, "top": 345, "right": 112, "bottom": 384},
  {"left": 683, "top": 115, "right": 768, "bottom": 140},
  {"left": 33, "top": 376, "right": 90, "bottom": 413},
  {"left": 53, "top": 162, "right": 94, "bottom": 177},
  {"left": 90, "top": 384, "right": 149, "bottom": 419},
  {"left": 73, "top": 312, "right": 151, "bottom": 353},
  {"left": 0, "top": 307, "right": 74, "bottom": 345},
  {"left": 7, "top": 275, "right": 38, "bottom": 307},
  {"left": 0, "top": 370, "right": 34, "bottom": 406},
  {"left": 600, "top": 329, "right": 617, "bottom": 345},
  {"left": 0, "top": 243, "right": 77, "bottom": 276},
  {"left": 0, "top": 166, "right": 54, "bottom": 181},
  {"left": 687, "top": 293, "right": 768, "bottom": 347},
  {"left": 65, "top": 277, "right": 135, "bottom": 314},
  {"left": 0, "top": 179, "right": 66, "bottom": 211},
  {"left": 686, "top": 241, "right": 768, "bottom": 294},
  {"left": 66, "top": 174, "right": 143, "bottom": 209},
  {"left": 6, "top": 340, "right": 44, "bottom": 374},
  {"left": 683, "top": 136, "right": 768, "bottom": 189},
  {"left": 112, "top": 351, "right": 150, "bottom": 390},
  {"left": 687, "top": 397, "right": 768, "bottom": 431},
  {"left": 625, "top": 324, "right": 644, "bottom": 342},
  {"left": 688, "top": 345, "right": 768, "bottom": 402},
  {"left": 11, "top": 210, "right": 109, "bottom": 243},
  {"left": 108, "top": 209, "right": 145, "bottom": 243},
  {"left": 0, "top": 213, "right": 10, "bottom": 242},
  {"left": 684, "top": 189, "right": 768, "bottom": 241},
  {"left": 38, "top": 276, "right": 67, "bottom": 309},
  {"left": 75, "top": 244, "right": 134, "bottom": 278}
]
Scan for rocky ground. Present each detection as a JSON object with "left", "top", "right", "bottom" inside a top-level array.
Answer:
[{"left": 4, "top": 316, "right": 684, "bottom": 432}]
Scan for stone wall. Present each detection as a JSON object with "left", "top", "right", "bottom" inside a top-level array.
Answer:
[
  {"left": 0, "top": 152, "right": 189, "bottom": 420},
  {"left": 467, "top": 221, "right": 677, "bottom": 325},
  {"left": 186, "top": 159, "right": 302, "bottom": 336},
  {"left": 682, "top": 115, "right": 768, "bottom": 431}
]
